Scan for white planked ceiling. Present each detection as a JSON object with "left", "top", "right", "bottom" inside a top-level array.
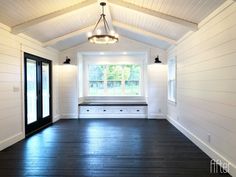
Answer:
[
  {"left": 0, "top": 0, "right": 227, "bottom": 50},
  {"left": 24, "top": 4, "right": 99, "bottom": 42},
  {"left": 0, "top": 0, "right": 87, "bottom": 27},
  {"left": 52, "top": 34, "right": 87, "bottom": 51},
  {"left": 119, "top": 0, "right": 225, "bottom": 23},
  {"left": 115, "top": 26, "right": 170, "bottom": 49},
  {"left": 110, "top": 4, "right": 190, "bottom": 40}
]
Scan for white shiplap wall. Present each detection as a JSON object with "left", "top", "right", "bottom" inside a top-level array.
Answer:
[
  {"left": 59, "top": 47, "right": 79, "bottom": 119},
  {"left": 167, "top": 3, "right": 236, "bottom": 177},
  {"left": 148, "top": 64, "right": 167, "bottom": 118},
  {"left": 59, "top": 36, "right": 167, "bottom": 119},
  {"left": 0, "top": 23, "right": 60, "bottom": 150}
]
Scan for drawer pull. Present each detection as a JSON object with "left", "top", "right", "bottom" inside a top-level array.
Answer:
[
  {"left": 86, "top": 110, "right": 90, "bottom": 112},
  {"left": 137, "top": 110, "right": 140, "bottom": 112},
  {"left": 103, "top": 110, "right": 106, "bottom": 112},
  {"left": 120, "top": 110, "right": 123, "bottom": 112}
]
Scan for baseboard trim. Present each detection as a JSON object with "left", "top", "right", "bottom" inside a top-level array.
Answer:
[
  {"left": 148, "top": 113, "right": 166, "bottom": 119},
  {"left": 60, "top": 114, "right": 79, "bottom": 119},
  {"left": 0, "top": 132, "right": 25, "bottom": 151},
  {"left": 53, "top": 114, "right": 60, "bottom": 123},
  {"left": 167, "top": 115, "right": 236, "bottom": 177}
]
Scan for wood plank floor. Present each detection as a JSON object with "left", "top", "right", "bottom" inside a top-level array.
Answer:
[{"left": 0, "top": 119, "right": 231, "bottom": 177}]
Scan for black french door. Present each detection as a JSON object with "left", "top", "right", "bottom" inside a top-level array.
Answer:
[{"left": 24, "top": 53, "right": 52, "bottom": 135}]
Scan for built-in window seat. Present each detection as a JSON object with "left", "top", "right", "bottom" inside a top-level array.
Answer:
[{"left": 78, "top": 102, "right": 148, "bottom": 118}]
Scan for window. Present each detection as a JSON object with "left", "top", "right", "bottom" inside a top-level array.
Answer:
[
  {"left": 88, "top": 64, "right": 141, "bottom": 96},
  {"left": 168, "top": 58, "right": 176, "bottom": 103}
]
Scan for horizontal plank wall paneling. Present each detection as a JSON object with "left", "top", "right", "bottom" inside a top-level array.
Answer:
[
  {"left": 0, "top": 27, "right": 22, "bottom": 150},
  {"left": 59, "top": 37, "right": 167, "bottom": 119},
  {"left": 167, "top": 3, "right": 236, "bottom": 177},
  {"left": 148, "top": 64, "right": 167, "bottom": 119},
  {"left": 0, "top": 23, "right": 60, "bottom": 150},
  {"left": 59, "top": 64, "right": 78, "bottom": 119}
]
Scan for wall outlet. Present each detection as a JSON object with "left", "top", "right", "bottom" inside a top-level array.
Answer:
[
  {"left": 158, "top": 109, "right": 161, "bottom": 113},
  {"left": 13, "top": 86, "right": 20, "bottom": 92},
  {"left": 207, "top": 134, "right": 211, "bottom": 143}
]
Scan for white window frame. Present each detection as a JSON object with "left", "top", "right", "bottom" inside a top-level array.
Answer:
[
  {"left": 87, "top": 64, "right": 141, "bottom": 96},
  {"left": 83, "top": 55, "right": 146, "bottom": 98},
  {"left": 168, "top": 57, "right": 177, "bottom": 103}
]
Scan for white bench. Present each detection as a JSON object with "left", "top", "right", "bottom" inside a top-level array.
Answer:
[{"left": 78, "top": 102, "right": 148, "bottom": 119}]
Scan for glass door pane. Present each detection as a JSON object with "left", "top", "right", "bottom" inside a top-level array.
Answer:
[
  {"left": 25, "top": 53, "right": 52, "bottom": 135},
  {"left": 26, "top": 59, "right": 37, "bottom": 124},
  {"left": 42, "top": 62, "right": 50, "bottom": 118}
]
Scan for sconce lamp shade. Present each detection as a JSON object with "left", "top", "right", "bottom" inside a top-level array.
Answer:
[
  {"left": 63, "top": 56, "right": 71, "bottom": 64},
  {"left": 154, "top": 55, "right": 162, "bottom": 64}
]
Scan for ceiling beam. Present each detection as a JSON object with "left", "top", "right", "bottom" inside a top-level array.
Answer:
[
  {"left": 113, "top": 21, "right": 176, "bottom": 44},
  {"left": 108, "top": 0, "right": 198, "bottom": 31},
  {"left": 11, "top": 0, "right": 97, "bottom": 34},
  {"left": 43, "top": 25, "right": 96, "bottom": 47},
  {"left": 44, "top": 20, "right": 176, "bottom": 47}
]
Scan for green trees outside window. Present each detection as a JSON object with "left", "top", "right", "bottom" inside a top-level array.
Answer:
[{"left": 88, "top": 64, "right": 141, "bottom": 96}]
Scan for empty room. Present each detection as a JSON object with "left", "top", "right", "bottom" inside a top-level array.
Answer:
[{"left": 0, "top": 0, "right": 235, "bottom": 176}]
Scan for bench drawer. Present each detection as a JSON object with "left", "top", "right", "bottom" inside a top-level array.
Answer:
[
  {"left": 79, "top": 104, "right": 148, "bottom": 118},
  {"left": 128, "top": 107, "right": 147, "bottom": 114},
  {"left": 80, "top": 106, "right": 98, "bottom": 114}
]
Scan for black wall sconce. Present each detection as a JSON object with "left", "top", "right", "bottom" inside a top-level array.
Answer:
[
  {"left": 154, "top": 55, "right": 162, "bottom": 64},
  {"left": 63, "top": 56, "right": 71, "bottom": 64}
]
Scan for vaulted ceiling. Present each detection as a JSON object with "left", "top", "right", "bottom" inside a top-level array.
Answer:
[{"left": 0, "top": 0, "right": 227, "bottom": 50}]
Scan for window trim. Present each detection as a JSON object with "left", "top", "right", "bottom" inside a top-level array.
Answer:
[
  {"left": 84, "top": 59, "right": 145, "bottom": 97},
  {"left": 168, "top": 57, "right": 177, "bottom": 104}
]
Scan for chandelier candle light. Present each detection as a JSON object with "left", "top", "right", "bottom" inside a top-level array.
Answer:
[{"left": 87, "top": 2, "right": 119, "bottom": 44}]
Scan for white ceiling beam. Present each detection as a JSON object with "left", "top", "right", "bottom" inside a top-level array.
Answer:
[
  {"left": 44, "top": 20, "right": 176, "bottom": 47},
  {"left": 11, "top": 0, "right": 97, "bottom": 34},
  {"left": 108, "top": 0, "right": 198, "bottom": 31},
  {"left": 113, "top": 21, "right": 176, "bottom": 44},
  {"left": 43, "top": 25, "right": 96, "bottom": 47}
]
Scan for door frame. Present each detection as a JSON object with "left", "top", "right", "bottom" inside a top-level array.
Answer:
[{"left": 24, "top": 52, "right": 53, "bottom": 135}]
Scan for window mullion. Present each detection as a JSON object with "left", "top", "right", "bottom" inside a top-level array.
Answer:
[
  {"left": 104, "top": 65, "right": 108, "bottom": 95},
  {"left": 121, "top": 65, "right": 125, "bottom": 95}
]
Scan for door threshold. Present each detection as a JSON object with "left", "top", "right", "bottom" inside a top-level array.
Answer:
[{"left": 26, "top": 122, "right": 53, "bottom": 137}]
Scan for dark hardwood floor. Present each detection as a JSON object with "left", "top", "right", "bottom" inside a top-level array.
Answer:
[{"left": 0, "top": 119, "right": 231, "bottom": 177}]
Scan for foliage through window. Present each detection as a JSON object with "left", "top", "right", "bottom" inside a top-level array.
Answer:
[
  {"left": 88, "top": 64, "right": 141, "bottom": 96},
  {"left": 168, "top": 58, "right": 176, "bottom": 103}
]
